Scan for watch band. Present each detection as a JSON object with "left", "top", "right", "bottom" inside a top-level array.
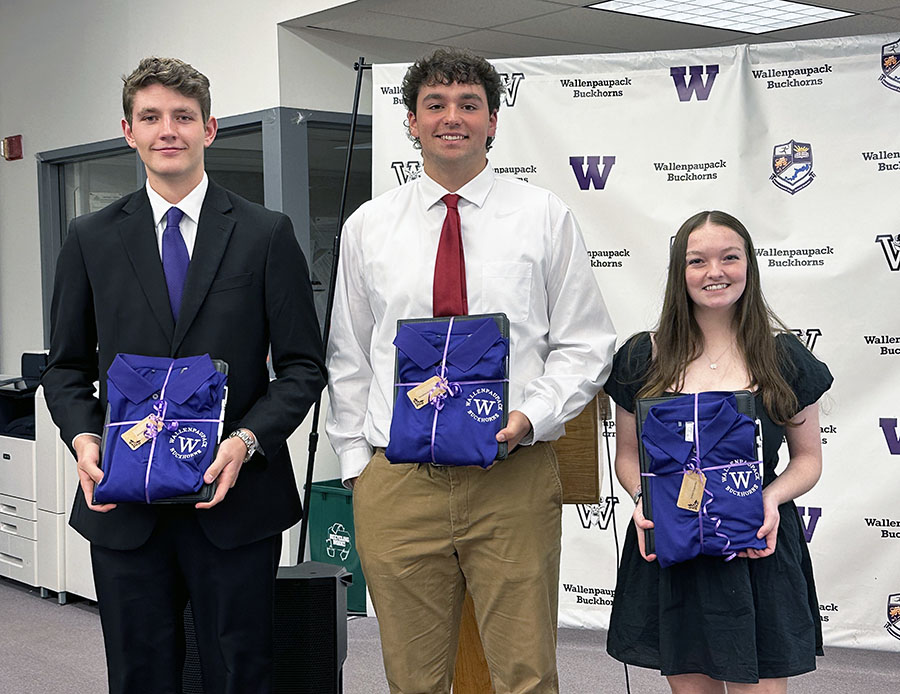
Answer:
[
  {"left": 631, "top": 488, "right": 643, "bottom": 505},
  {"left": 228, "top": 428, "right": 257, "bottom": 463}
]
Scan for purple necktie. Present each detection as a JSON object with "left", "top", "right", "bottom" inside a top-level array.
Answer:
[{"left": 162, "top": 206, "right": 189, "bottom": 321}]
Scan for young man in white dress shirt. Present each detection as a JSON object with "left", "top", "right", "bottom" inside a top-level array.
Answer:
[{"left": 326, "top": 49, "right": 616, "bottom": 694}]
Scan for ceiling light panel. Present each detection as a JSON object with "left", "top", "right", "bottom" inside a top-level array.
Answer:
[{"left": 587, "top": 1, "right": 853, "bottom": 34}]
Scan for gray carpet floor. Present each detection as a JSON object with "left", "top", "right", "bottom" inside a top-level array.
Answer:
[{"left": 0, "top": 576, "right": 895, "bottom": 693}]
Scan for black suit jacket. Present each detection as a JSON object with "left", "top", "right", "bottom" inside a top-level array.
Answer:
[{"left": 43, "top": 180, "right": 326, "bottom": 551}]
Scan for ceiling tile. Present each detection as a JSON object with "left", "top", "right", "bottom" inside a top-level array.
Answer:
[
  {"left": 302, "top": 10, "right": 469, "bottom": 42},
  {"left": 499, "top": 6, "right": 747, "bottom": 50},
  {"left": 365, "top": 0, "right": 567, "bottom": 28},
  {"left": 729, "top": 13, "right": 900, "bottom": 42},
  {"left": 440, "top": 28, "right": 617, "bottom": 58},
  {"left": 801, "top": 1, "right": 900, "bottom": 11}
]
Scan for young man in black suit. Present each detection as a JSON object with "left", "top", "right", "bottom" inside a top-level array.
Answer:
[{"left": 42, "top": 57, "right": 326, "bottom": 693}]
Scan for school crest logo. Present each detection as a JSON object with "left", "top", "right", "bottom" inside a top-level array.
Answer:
[
  {"left": 875, "top": 234, "right": 900, "bottom": 271},
  {"left": 465, "top": 387, "right": 503, "bottom": 423},
  {"left": 771, "top": 140, "right": 815, "bottom": 194},
  {"left": 880, "top": 39, "right": 900, "bottom": 93},
  {"left": 721, "top": 460, "right": 761, "bottom": 498},
  {"left": 391, "top": 160, "right": 422, "bottom": 185},
  {"left": 169, "top": 426, "right": 208, "bottom": 461},
  {"left": 885, "top": 593, "right": 900, "bottom": 640}
]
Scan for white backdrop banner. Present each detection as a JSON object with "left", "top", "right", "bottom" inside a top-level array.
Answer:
[{"left": 370, "top": 33, "right": 900, "bottom": 652}]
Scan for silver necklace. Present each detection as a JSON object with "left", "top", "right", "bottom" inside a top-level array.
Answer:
[{"left": 704, "top": 343, "right": 733, "bottom": 370}]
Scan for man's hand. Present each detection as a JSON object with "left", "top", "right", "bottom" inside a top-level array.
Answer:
[
  {"left": 496, "top": 410, "right": 533, "bottom": 452},
  {"left": 74, "top": 434, "right": 116, "bottom": 513},
  {"left": 195, "top": 435, "right": 248, "bottom": 509}
]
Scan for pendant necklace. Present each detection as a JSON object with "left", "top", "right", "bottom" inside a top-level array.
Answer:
[{"left": 704, "top": 342, "right": 733, "bottom": 370}]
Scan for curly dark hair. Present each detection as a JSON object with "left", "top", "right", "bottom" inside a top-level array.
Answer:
[
  {"left": 122, "top": 57, "right": 211, "bottom": 126},
  {"left": 402, "top": 49, "right": 505, "bottom": 150}
]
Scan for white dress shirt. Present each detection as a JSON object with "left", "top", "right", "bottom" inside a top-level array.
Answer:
[
  {"left": 326, "top": 165, "right": 616, "bottom": 484},
  {"left": 146, "top": 173, "right": 209, "bottom": 259}
]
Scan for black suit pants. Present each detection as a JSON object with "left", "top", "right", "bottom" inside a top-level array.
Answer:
[{"left": 91, "top": 507, "right": 281, "bottom": 694}]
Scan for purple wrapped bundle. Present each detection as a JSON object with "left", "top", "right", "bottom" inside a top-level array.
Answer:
[
  {"left": 95, "top": 354, "right": 226, "bottom": 503},
  {"left": 386, "top": 315, "right": 508, "bottom": 467},
  {"left": 641, "top": 392, "right": 767, "bottom": 568}
]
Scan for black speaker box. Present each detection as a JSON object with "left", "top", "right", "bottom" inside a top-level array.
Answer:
[{"left": 182, "top": 561, "right": 352, "bottom": 693}]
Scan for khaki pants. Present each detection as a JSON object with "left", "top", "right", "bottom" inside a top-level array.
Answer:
[{"left": 353, "top": 443, "right": 563, "bottom": 694}]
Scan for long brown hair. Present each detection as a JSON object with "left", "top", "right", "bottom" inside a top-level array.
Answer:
[{"left": 636, "top": 211, "right": 799, "bottom": 425}]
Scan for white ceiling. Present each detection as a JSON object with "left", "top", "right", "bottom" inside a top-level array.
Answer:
[{"left": 283, "top": 0, "right": 900, "bottom": 60}]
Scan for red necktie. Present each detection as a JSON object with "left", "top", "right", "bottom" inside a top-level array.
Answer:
[{"left": 433, "top": 194, "right": 468, "bottom": 317}]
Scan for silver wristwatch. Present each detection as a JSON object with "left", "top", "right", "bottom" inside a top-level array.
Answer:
[{"left": 228, "top": 428, "right": 258, "bottom": 463}]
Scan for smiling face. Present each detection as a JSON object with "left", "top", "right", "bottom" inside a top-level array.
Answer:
[
  {"left": 407, "top": 80, "right": 497, "bottom": 189},
  {"left": 122, "top": 82, "right": 217, "bottom": 196},
  {"left": 684, "top": 222, "right": 748, "bottom": 316}
]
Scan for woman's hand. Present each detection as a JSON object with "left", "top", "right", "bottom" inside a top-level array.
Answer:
[
  {"left": 633, "top": 501, "right": 657, "bottom": 562},
  {"left": 740, "top": 490, "right": 779, "bottom": 559}
]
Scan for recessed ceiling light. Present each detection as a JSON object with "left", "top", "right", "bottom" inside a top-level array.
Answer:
[{"left": 587, "top": 1, "right": 853, "bottom": 34}]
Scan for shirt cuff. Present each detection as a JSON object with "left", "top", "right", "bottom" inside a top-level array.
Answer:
[
  {"left": 339, "top": 444, "right": 374, "bottom": 488},
  {"left": 517, "top": 398, "right": 556, "bottom": 444},
  {"left": 72, "top": 432, "right": 102, "bottom": 449}
]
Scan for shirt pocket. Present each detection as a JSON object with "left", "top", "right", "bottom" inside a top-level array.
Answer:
[{"left": 481, "top": 261, "right": 532, "bottom": 323}]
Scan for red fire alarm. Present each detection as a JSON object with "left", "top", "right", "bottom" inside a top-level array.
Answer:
[{"left": 2, "top": 135, "right": 23, "bottom": 161}]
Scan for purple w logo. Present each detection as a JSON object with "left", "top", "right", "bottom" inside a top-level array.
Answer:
[
  {"left": 670, "top": 65, "right": 719, "bottom": 102},
  {"left": 796, "top": 506, "right": 822, "bottom": 542},
  {"left": 880, "top": 418, "right": 900, "bottom": 455},
  {"left": 569, "top": 156, "right": 616, "bottom": 190}
]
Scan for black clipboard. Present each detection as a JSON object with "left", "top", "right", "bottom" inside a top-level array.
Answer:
[
  {"left": 394, "top": 313, "right": 510, "bottom": 462},
  {"left": 634, "top": 390, "right": 760, "bottom": 556},
  {"left": 95, "top": 358, "right": 228, "bottom": 505}
]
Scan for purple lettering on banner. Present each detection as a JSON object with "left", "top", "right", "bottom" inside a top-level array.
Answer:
[
  {"left": 880, "top": 418, "right": 900, "bottom": 454},
  {"left": 569, "top": 155, "right": 617, "bottom": 190},
  {"left": 796, "top": 506, "right": 822, "bottom": 542},
  {"left": 670, "top": 65, "right": 719, "bottom": 102}
]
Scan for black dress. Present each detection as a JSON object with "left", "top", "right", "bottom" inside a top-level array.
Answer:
[{"left": 604, "top": 332, "right": 833, "bottom": 683}]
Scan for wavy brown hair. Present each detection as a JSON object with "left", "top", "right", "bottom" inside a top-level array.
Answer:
[
  {"left": 636, "top": 211, "right": 800, "bottom": 425},
  {"left": 123, "top": 57, "right": 211, "bottom": 126}
]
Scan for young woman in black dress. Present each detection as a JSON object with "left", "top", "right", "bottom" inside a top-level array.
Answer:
[{"left": 605, "top": 211, "right": 832, "bottom": 693}]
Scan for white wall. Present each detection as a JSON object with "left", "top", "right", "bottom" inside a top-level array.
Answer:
[{"left": 0, "top": 0, "right": 357, "bottom": 373}]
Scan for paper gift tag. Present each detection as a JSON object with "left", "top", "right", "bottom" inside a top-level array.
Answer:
[
  {"left": 676, "top": 470, "right": 706, "bottom": 512},
  {"left": 407, "top": 376, "right": 446, "bottom": 410},
  {"left": 121, "top": 415, "right": 163, "bottom": 450}
]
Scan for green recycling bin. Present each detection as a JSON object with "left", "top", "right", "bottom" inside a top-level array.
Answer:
[{"left": 308, "top": 478, "right": 366, "bottom": 614}]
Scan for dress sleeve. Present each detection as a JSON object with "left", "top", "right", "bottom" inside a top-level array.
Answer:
[
  {"left": 776, "top": 333, "right": 834, "bottom": 412},
  {"left": 603, "top": 332, "right": 653, "bottom": 414}
]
